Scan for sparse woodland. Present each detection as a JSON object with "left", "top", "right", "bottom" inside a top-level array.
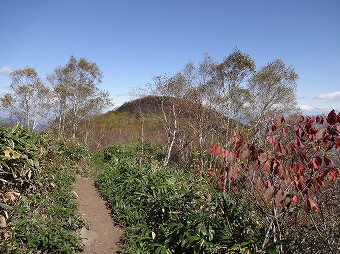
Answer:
[{"left": 1, "top": 50, "right": 339, "bottom": 253}]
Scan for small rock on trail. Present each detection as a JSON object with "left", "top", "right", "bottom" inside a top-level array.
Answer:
[{"left": 74, "top": 175, "right": 123, "bottom": 254}]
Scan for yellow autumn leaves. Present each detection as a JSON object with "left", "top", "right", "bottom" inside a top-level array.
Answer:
[{"left": 3, "top": 149, "right": 21, "bottom": 159}]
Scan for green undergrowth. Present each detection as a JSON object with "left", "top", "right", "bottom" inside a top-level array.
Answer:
[
  {"left": 94, "top": 143, "right": 265, "bottom": 254},
  {"left": 0, "top": 125, "right": 87, "bottom": 253}
]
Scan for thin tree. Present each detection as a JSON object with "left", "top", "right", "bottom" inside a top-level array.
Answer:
[
  {"left": 247, "top": 59, "right": 299, "bottom": 143},
  {"left": 0, "top": 67, "right": 50, "bottom": 130},
  {"left": 211, "top": 49, "right": 256, "bottom": 121},
  {"left": 47, "top": 56, "right": 112, "bottom": 138}
]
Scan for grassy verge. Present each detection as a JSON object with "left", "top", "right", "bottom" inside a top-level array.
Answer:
[
  {"left": 1, "top": 171, "right": 85, "bottom": 253},
  {"left": 0, "top": 126, "right": 87, "bottom": 253}
]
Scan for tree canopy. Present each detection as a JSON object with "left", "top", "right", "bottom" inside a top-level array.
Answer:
[
  {"left": 0, "top": 67, "right": 50, "bottom": 130},
  {"left": 1, "top": 56, "right": 112, "bottom": 137},
  {"left": 47, "top": 56, "right": 112, "bottom": 138}
]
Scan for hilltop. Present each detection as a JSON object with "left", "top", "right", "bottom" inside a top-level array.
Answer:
[{"left": 78, "top": 95, "right": 234, "bottom": 151}]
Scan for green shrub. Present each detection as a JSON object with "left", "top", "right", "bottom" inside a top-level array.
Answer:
[
  {"left": 95, "top": 143, "right": 264, "bottom": 253},
  {"left": 0, "top": 126, "right": 86, "bottom": 253},
  {"left": 1, "top": 170, "right": 84, "bottom": 253},
  {"left": 0, "top": 124, "right": 41, "bottom": 183}
]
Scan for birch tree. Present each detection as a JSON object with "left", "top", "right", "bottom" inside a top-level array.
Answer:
[
  {"left": 0, "top": 67, "right": 49, "bottom": 130},
  {"left": 211, "top": 49, "right": 256, "bottom": 121},
  {"left": 247, "top": 59, "right": 299, "bottom": 143},
  {"left": 47, "top": 56, "right": 112, "bottom": 138}
]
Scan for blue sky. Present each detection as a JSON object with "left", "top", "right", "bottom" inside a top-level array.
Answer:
[{"left": 1, "top": 0, "right": 339, "bottom": 115}]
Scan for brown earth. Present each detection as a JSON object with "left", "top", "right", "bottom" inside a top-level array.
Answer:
[{"left": 74, "top": 175, "right": 123, "bottom": 254}]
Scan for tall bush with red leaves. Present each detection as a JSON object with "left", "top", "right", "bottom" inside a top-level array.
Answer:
[{"left": 209, "top": 110, "right": 340, "bottom": 252}]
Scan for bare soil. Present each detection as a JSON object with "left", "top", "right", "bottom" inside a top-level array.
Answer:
[{"left": 74, "top": 175, "right": 123, "bottom": 254}]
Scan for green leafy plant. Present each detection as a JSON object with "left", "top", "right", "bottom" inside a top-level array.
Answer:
[
  {"left": 0, "top": 124, "right": 41, "bottom": 182},
  {"left": 95, "top": 142, "right": 263, "bottom": 253},
  {"left": 0, "top": 126, "right": 86, "bottom": 253}
]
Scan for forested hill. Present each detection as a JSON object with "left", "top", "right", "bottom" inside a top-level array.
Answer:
[
  {"left": 77, "top": 95, "right": 230, "bottom": 155},
  {"left": 116, "top": 95, "right": 221, "bottom": 119}
]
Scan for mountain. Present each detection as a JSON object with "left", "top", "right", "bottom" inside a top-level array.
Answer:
[{"left": 77, "top": 95, "right": 232, "bottom": 152}]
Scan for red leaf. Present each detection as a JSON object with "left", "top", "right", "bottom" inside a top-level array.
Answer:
[
  {"left": 268, "top": 135, "right": 276, "bottom": 145},
  {"left": 302, "top": 179, "right": 313, "bottom": 195},
  {"left": 328, "top": 168, "right": 339, "bottom": 182},
  {"left": 326, "top": 110, "right": 337, "bottom": 125},
  {"left": 282, "top": 127, "right": 287, "bottom": 137},
  {"left": 263, "top": 160, "right": 271, "bottom": 173},
  {"left": 305, "top": 121, "right": 312, "bottom": 132},
  {"left": 267, "top": 180, "right": 272, "bottom": 188},
  {"left": 281, "top": 116, "right": 286, "bottom": 123},
  {"left": 240, "top": 146, "right": 251, "bottom": 160},
  {"left": 264, "top": 186, "right": 274, "bottom": 203},
  {"left": 298, "top": 164, "right": 305, "bottom": 174},
  {"left": 335, "top": 139, "right": 340, "bottom": 148},
  {"left": 217, "top": 181, "right": 225, "bottom": 192},
  {"left": 316, "top": 169, "right": 329, "bottom": 190},
  {"left": 284, "top": 171, "right": 292, "bottom": 186},
  {"left": 276, "top": 142, "right": 285, "bottom": 155},
  {"left": 227, "top": 165, "right": 239, "bottom": 180},
  {"left": 226, "top": 152, "right": 234, "bottom": 164},
  {"left": 291, "top": 164, "right": 298, "bottom": 173},
  {"left": 292, "top": 163, "right": 303, "bottom": 174},
  {"left": 315, "top": 128, "right": 326, "bottom": 140},
  {"left": 215, "top": 146, "right": 222, "bottom": 156},
  {"left": 308, "top": 157, "right": 322, "bottom": 171},
  {"left": 294, "top": 138, "right": 304, "bottom": 148},
  {"left": 324, "top": 156, "right": 334, "bottom": 166},
  {"left": 272, "top": 125, "right": 278, "bottom": 132},
  {"left": 316, "top": 156, "right": 322, "bottom": 167},
  {"left": 234, "top": 139, "right": 243, "bottom": 154},
  {"left": 292, "top": 194, "right": 299, "bottom": 203},
  {"left": 209, "top": 170, "right": 216, "bottom": 181},
  {"left": 306, "top": 116, "right": 314, "bottom": 124},
  {"left": 231, "top": 131, "right": 239, "bottom": 143},
  {"left": 308, "top": 198, "right": 320, "bottom": 212},
  {"left": 252, "top": 160, "right": 260, "bottom": 171},
  {"left": 315, "top": 116, "right": 324, "bottom": 124},
  {"left": 295, "top": 126, "right": 304, "bottom": 138},
  {"left": 234, "top": 149, "right": 240, "bottom": 158},
  {"left": 259, "top": 152, "right": 268, "bottom": 163},
  {"left": 222, "top": 149, "right": 229, "bottom": 158},
  {"left": 273, "top": 161, "right": 280, "bottom": 175},
  {"left": 209, "top": 144, "right": 216, "bottom": 154},
  {"left": 254, "top": 177, "right": 264, "bottom": 190},
  {"left": 299, "top": 152, "right": 308, "bottom": 162},
  {"left": 315, "top": 179, "right": 322, "bottom": 192},
  {"left": 293, "top": 176, "right": 303, "bottom": 191}
]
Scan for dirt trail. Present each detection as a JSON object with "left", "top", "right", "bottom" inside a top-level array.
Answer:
[{"left": 74, "top": 175, "right": 123, "bottom": 254}]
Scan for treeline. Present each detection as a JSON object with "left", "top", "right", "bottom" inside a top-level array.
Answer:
[
  {"left": 77, "top": 49, "right": 300, "bottom": 166},
  {"left": 1, "top": 49, "right": 299, "bottom": 167},
  {"left": 0, "top": 56, "right": 111, "bottom": 138}
]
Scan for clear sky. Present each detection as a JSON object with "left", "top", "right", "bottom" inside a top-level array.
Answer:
[{"left": 1, "top": 0, "right": 339, "bottom": 115}]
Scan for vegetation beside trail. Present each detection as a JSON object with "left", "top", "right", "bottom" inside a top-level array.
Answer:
[
  {"left": 0, "top": 125, "right": 88, "bottom": 253},
  {"left": 0, "top": 113, "right": 339, "bottom": 253},
  {"left": 94, "top": 142, "right": 263, "bottom": 253},
  {"left": 1, "top": 50, "right": 339, "bottom": 254},
  {"left": 92, "top": 109, "right": 339, "bottom": 254}
]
